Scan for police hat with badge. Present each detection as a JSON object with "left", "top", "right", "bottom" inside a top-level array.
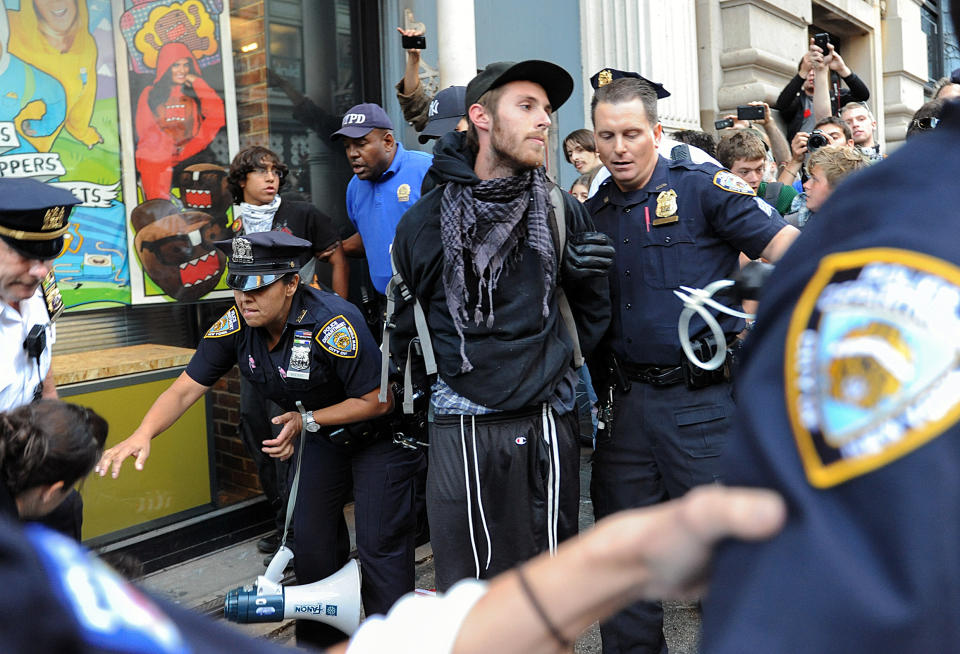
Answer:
[
  {"left": 590, "top": 67, "right": 671, "bottom": 99},
  {"left": 0, "top": 178, "right": 78, "bottom": 261},
  {"left": 214, "top": 230, "right": 312, "bottom": 292},
  {"left": 418, "top": 85, "right": 466, "bottom": 144}
]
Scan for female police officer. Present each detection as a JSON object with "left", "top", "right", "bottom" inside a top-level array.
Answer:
[{"left": 96, "top": 231, "right": 423, "bottom": 647}]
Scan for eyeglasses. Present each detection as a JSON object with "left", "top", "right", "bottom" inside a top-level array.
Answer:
[
  {"left": 911, "top": 116, "right": 940, "bottom": 131},
  {"left": 250, "top": 165, "right": 284, "bottom": 179}
]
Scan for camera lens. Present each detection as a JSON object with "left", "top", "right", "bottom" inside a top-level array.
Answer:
[{"left": 807, "top": 131, "right": 829, "bottom": 151}]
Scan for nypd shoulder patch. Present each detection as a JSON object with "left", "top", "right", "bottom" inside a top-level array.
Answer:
[
  {"left": 713, "top": 170, "right": 756, "bottom": 195},
  {"left": 205, "top": 306, "right": 241, "bottom": 338},
  {"left": 785, "top": 248, "right": 960, "bottom": 488},
  {"left": 317, "top": 314, "right": 358, "bottom": 359}
]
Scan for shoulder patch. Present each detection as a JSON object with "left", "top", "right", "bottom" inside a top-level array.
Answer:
[
  {"left": 317, "top": 314, "right": 359, "bottom": 359},
  {"left": 753, "top": 196, "right": 774, "bottom": 217},
  {"left": 712, "top": 170, "right": 756, "bottom": 195},
  {"left": 785, "top": 248, "right": 960, "bottom": 488},
  {"left": 205, "top": 306, "right": 241, "bottom": 338}
]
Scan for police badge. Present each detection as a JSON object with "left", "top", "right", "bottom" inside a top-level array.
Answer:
[
  {"left": 785, "top": 248, "right": 960, "bottom": 487},
  {"left": 654, "top": 189, "right": 679, "bottom": 225},
  {"left": 287, "top": 345, "right": 311, "bottom": 380},
  {"left": 397, "top": 183, "right": 411, "bottom": 203},
  {"left": 597, "top": 69, "right": 613, "bottom": 87},
  {"left": 232, "top": 237, "right": 253, "bottom": 264}
]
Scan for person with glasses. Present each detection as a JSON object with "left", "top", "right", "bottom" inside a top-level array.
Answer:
[
  {"left": 0, "top": 177, "right": 90, "bottom": 541},
  {"left": 97, "top": 230, "right": 423, "bottom": 650},
  {"left": 226, "top": 145, "right": 349, "bottom": 561},
  {"left": 906, "top": 99, "right": 946, "bottom": 140}
]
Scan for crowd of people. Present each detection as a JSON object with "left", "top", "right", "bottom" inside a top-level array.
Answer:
[{"left": 1, "top": 5, "right": 960, "bottom": 653}]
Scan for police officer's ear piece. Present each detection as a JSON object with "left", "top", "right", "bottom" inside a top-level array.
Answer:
[{"left": 563, "top": 231, "right": 616, "bottom": 280}]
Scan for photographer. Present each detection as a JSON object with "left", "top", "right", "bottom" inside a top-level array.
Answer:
[
  {"left": 776, "top": 36, "right": 870, "bottom": 142},
  {"left": 715, "top": 101, "right": 791, "bottom": 172},
  {"left": 779, "top": 116, "right": 853, "bottom": 186}
]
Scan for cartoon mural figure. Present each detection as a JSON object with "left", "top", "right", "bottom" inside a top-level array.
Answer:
[
  {"left": 0, "top": 0, "right": 67, "bottom": 153},
  {"left": 176, "top": 161, "right": 231, "bottom": 241},
  {"left": 7, "top": 0, "right": 103, "bottom": 149},
  {"left": 143, "top": 4, "right": 209, "bottom": 54},
  {"left": 131, "top": 198, "right": 225, "bottom": 300},
  {"left": 134, "top": 41, "right": 224, "bottom": 200}
]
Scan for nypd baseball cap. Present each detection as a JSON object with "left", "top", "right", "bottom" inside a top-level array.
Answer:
[
  {"left": 465, "top": 60, "right": 574, "bottom": 112},
  {"left": 214, "top": 230, "right": 311, "bottom": 291},
  {"left": 419, "top": 85, "right": 467, "bottom": 144},
  {"left": 331, "top": 103, "right": 394, "bottom": 140},
  {"left": 589, "top": 67, "right": 671, "bottom": 99},
  {"left": 0, "top": 178, "right": 78, "bottom": 260}
]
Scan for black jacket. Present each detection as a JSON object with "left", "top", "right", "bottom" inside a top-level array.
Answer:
[
  {"left": 392, "top": 131, "right": 611, "bottom": 411},
  {"left": 775, "top": 71, "right": 870, "bottom": 142}
]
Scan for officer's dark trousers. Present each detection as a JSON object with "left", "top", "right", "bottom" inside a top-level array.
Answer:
[
  {"left": 292, "top": 432, "right": 424, "bottom": 648},
  {"left": 591, "top": 380, "right": 733, "bottom": 654},
  {"left": 239, "top": 377, "right": 290, "bottom": 535},
  {"left": 427, "top": 407, "right": 580, "bottom": 592}
]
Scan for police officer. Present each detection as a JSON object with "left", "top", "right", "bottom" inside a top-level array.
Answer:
[
  {"left": 0, "top": 177, "right": 87, "bottom": 540},
  {"left": 585, "top": 76, "right": 799, "bottom": 653},
  {"left": 701, "top": 76, "right": 960, "bottom": 654},
  {"left": 96, "top": 230, "right": 423, "bottom": 648}
]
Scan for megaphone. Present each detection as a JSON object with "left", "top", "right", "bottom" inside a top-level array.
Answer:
[{"left": 224, "top": 555, "right": 362, "bottom": 635}]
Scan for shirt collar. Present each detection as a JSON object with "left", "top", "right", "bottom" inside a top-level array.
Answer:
[
  {"left": 378, "top": 142, "right": 407, "bottom": 182},
  {"left": 285, "top": 289, "right": 309, "bottom": 326},
  {"left": 601, "top": 155, "right": 670, "bottom": 206}
]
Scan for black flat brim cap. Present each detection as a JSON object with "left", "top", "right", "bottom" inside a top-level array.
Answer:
[{"left": 466, "top": 60, "right": 574, "bottom": 112}]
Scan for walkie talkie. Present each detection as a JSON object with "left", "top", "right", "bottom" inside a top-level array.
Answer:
[{"left": 24, "top": 324, "right": 46, "bottom": 361}]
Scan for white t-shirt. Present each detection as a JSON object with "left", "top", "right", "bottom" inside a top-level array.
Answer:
[
  {"left": 587, "top": 136, "right": 722, "bottom": 198},
  {"left": 0, "top": 289, "right": 56, "bottom": 411}
]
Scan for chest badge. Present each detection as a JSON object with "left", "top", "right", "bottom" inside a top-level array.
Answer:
[
  {"left": 653, "top": 189, "right": 679, "bottom": 226},
  {"left": 286, "top": 328, "right": 314, "bottom": 380},
  {"left": 397, "top": 183, "right": 411, "bottom": 203}
]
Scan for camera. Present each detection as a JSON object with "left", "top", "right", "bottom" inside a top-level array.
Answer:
[
  {"left": 736, "top": 105, "right": 766, "bottom": 121},
  {"left": 401, "top": 33, "right": 426, "bottom": 49},
  {"left": 714, "top": 118, "right": 735, "bottom": 131},
  {"left": 806, "top": 130, "right": 829, "bottom": 151}
]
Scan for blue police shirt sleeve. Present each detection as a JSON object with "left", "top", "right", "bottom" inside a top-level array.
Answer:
[
  {"left": 185, "top": 306, "right": 242, "bottom": 387},
  {"left": 702, "top": 171, "right": 788, "bottom": 260}
]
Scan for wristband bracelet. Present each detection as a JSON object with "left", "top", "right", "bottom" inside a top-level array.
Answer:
[{"left": 516, "top": 567, "right": 571, "bottom": 649}]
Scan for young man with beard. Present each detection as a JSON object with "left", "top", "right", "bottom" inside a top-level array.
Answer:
[{"left": 389, "top": 60, "right": 613, "bottom": 592}]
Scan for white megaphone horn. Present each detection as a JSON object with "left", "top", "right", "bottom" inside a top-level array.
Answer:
[{"left": 224, "top": 556, "right": 362, "bottom": 635}]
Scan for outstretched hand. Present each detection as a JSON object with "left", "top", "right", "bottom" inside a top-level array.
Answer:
[{"left": 95, "top": 432, "right": 153, "bottom": 479}]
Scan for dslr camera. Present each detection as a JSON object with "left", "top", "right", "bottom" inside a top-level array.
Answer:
[{"left": 807, "top": 130, "right": 829, "bottom": 152}]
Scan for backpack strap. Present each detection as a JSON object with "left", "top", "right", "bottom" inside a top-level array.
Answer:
[
  {"left": 762, "top": 181, "right": 783, "bottom": 204},
  {"left": 379, "top": 245, "right": 437, "bottom": 412},
  {"left": 548, "top": 185, "right": 584, "bottom": 369}
]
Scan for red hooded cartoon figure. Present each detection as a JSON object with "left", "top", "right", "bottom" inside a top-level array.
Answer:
[{"left": 134, "top": 41, "right": 225, "bottom": 201}]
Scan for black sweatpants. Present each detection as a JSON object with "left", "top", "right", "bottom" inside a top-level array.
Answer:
[{"left": 427, "top": 406, "right": 580, "bottom": 592}]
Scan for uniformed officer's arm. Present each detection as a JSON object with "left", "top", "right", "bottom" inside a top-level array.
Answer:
[
  {"left": 40, "top": 366, "right": 57, "bottom": 400},
  {"left": 95, "top": 371, "right": 210, "bottom": 479},
  {"left": 759, "top": 224, "right": 800, "bottom": 263},
  {"left": 264, "top": 387, "right": 392, "bottom": 460}
]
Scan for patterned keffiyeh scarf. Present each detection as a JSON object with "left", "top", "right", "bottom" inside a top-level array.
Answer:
[
  {"left": 239, "top": 195, "right": 282, "bottom": 234},
  {"left": 440, "top": 167, "right": 556, "bottom": 372}
]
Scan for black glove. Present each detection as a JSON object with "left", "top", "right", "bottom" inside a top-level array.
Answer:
[
  {"left": 731, "top": 261, "right": 774, "bottom": 301},
  {"left": 563, "top": 231, "right": 616, "bottom": 280}
]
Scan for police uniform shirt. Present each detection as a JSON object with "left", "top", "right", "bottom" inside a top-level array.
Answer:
[
  {"left": 345, "top": 143, "right": 433, "bottom": 294},
  {"left": 586, "top": 136, "right": 722, "bottom": 198},
  {"left": 187, "top": 286, "right": 381, "bottom": 412},
  {"left": 0, "top": 288, "right": 55, "bottom": 411},
  {"left": 702, "top": 100, "right": 960, "bottom": 652},
  {"left": 586, "top": 156, "right": 786, "bottom": 365}
]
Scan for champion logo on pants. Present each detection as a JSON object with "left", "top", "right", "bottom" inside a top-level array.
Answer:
[{"left": 515, "top": 436, "right": 527, "bottom": 445}]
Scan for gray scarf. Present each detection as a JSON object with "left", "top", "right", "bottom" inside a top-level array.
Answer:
[
  {"left": 440, "top": 167, "right": 556, "bottom": 372},
  {"left": 240, "top": 195, "right": 282, "bottom": 234}
]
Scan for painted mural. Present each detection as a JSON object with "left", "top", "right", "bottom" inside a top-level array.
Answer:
[
  {"left": 115, "top": 0, "right": 238, "bottom": 303},
  {"left": 1, "top": 0, "right": 130, "bottom": 310}
]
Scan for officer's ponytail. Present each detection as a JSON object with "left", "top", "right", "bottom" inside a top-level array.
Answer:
[{"left": 0, "top": 401, "right": 108, "bottom": 498}]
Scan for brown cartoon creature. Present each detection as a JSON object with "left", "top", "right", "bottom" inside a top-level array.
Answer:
[
  {"left": 131, "top": 199, "right": 226, "bottom": 301},
  {"left": 177, "top": 163, "right": 232, "bottom": 241}
]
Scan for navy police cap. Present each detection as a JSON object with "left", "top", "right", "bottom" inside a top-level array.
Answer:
[
  {"left": 214, "top": 230, "right": 311, "bottom": 291},
  {"left": 331, "top": 103, "right": 394, "bottom": 140},
  {"left": 590, "top": 67, "right": 671, "bottom": 99},
  {"left": 0, "top": 178, "right": 78, "bottom": 260}
]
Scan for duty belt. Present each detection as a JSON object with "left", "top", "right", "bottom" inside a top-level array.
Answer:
[{"left": 620, "top": 362, "right": 685, "bottom": 387}]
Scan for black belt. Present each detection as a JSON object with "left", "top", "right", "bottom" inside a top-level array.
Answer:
[{"left": 620, "top": 362, "right": 685, "bottom": 387}]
